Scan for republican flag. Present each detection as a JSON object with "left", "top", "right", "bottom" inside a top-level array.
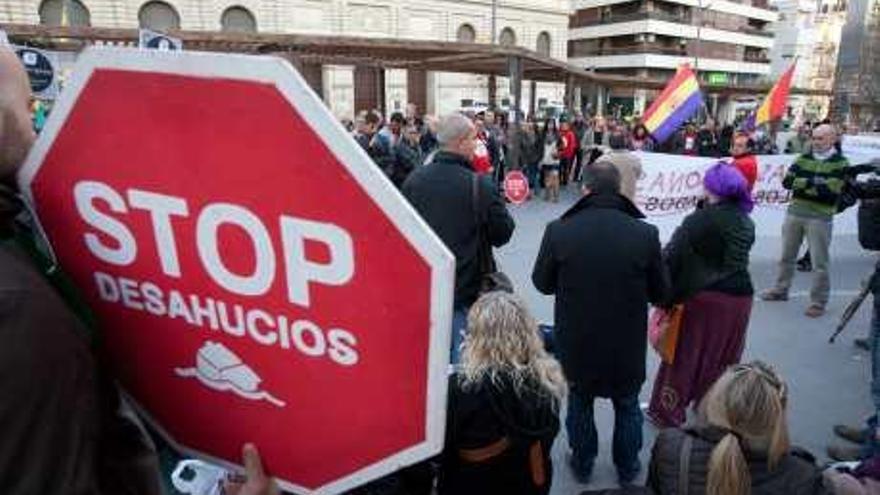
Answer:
[
  {"left": 643, "top": 64, "right": 704, "bottom": 144},
  {"left": 740, "top": 112, "right": 756, "bottom": 134},
  {"left": 755, "top": 61, "right": 796, "bottom": 126}
]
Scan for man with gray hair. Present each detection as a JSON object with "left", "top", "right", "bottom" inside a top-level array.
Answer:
[
  {"left": 533, "top": 162, "right": 669, "bottom": 484},
  {"left": 761, "top": 123, "right": 850, "bottom": 317},
  {"left": 403, "top": 113, "right": 514, "bottom": 363}
]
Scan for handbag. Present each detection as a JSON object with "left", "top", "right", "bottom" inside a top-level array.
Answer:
[
  {"left": 472, "top": 174, "right": 514, "bottom": 295},
  {"left": 649, "top": 305, "right": 684, "bottom": 364}
]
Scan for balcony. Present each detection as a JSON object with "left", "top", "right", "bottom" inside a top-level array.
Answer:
[
  {"left": 579, "top": 10, "right": 685, "bottom": 26},
  {"left": 740, "top": 26, "right": 774, "bottom": 37},
  {"left": 572, "top": 42, "right": 770, "bottom": 63},
  {"left": 574, "top": 9, "right": 774, "bottom": 37},
  {"left": 575, "top": 43, "right": 690, "bottom": 56}
]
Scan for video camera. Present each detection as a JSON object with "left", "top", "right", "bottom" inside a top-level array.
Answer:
[{"left": 848, "top": 160, "right": 880, "bottom": 250}]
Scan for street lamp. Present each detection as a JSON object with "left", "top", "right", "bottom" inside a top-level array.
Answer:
[
  {"left": 491, "top": 0, "right": 497, "bottom": 44},
  {"left": 694, "top": 0, "right": 717, "bottom": 117},
  {"left": 489, "top": 0, "right": 498, "bottom": 110},
  {"left": 694, "top": 0, "right": 714, "bottom": 75}
]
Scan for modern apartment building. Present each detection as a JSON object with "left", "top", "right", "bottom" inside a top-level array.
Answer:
[
  {"left": 568, "top": 0, "right": 778, "bottom": 116},
  {"left": 808, "top": 0, "right": 850, "bottom": 119},
  {"left": 768, "top": 0, "right": 819, "bottom": 122},
  {"left": 833, "top": 0, "right": 880, "bottom": 129},
  {"left": 1, "top": 0, "right": 570, "bottom": 118}
]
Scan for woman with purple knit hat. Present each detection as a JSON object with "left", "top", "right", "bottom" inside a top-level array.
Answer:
[{"left": 647, "top": 162, "right": 756, "bottom": 428}]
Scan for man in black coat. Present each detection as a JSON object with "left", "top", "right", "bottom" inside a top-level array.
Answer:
[
  {"left": 403, "top": 113, "right": 515, "bottom": 363},
  {"left": 697, "top": 118, "right": 720, "bottom": 157},
  {"left": 355, "top": 111, "right": 394, "bottom": 178},
  {"left": 532, "top": 163, "right": 669, "bottom": 484}
]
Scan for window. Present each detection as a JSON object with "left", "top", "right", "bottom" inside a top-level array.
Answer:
[
  {"left": 536, "top": 31, "right": 551, "bottom": 56},
  {"left": 221, "top": 6, "right": 257, "bottom": 32},
  {"left": 39, "top": 0, "right": 90, "bottom": 26},
  {"left": 456, "top": 23, "right": 476, "bottom": 43},
  {"left": 139, "top": 1, "right": 181, "bottom": 30},
  {"left": 499, "top": 27, "right": 516, "bottom": 46}
]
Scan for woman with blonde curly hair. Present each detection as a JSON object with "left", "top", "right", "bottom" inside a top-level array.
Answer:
[
  {"left": 439, "top": 291, "right": 566, "bottom": 495},
  {"left": 647, "top": 361, "right": 830, "bottom": 495}
]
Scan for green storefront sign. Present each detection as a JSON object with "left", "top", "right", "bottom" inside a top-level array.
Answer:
[{"left": 707, "top": 72, "right": 729, "bottom": 85}]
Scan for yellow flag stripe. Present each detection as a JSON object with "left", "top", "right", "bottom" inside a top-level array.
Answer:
[{"left": 645, "top": 76, "right": 700, "bottom": 131}]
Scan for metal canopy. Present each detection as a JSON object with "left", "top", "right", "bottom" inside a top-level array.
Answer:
[{"left": 0, "top": 23, "right": 830, "bottom": 96}]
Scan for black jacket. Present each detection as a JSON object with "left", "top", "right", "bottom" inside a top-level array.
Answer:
[
  {"left": 440, "top": 373, "right": 560, "bottom": 495},
  {"left": 0, "top": 186, "right": 160, "bottom": 495},
  {"left": 356, "top": 132, "right": 394, "bottom": 178},
  {"left": 520, "top": 133, "right": 542, "bottom": 168},
  {"left": 420, "top": 131, "right": 439, "bottom": 155},
  {"left": 697, "top": 129, "right": 720, "bottom": 157},
  {"left": 391, "top": 140, "right": 423, "bottom": 188},
  {"left": 648, "top": 425, "right": 830, "bottom": 495},
  {"left": 532, "top": 193, "right": 670, "bottom": 396},
  {"left": 665, "top": 202, "right": 756, "bottom": 303},
  {"left": 403, "top": 151, "right": 515, "bottom": 307}
]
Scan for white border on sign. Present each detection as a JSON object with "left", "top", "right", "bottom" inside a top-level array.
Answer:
[{"left": 17, "top": 46, "right": 455, "bottom": 495}]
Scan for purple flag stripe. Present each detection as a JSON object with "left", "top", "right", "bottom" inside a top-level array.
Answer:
[
  {"left": 650, "top": 92, "right": 704, "bottom": 144},
  {"left": 739, "top": 112, "right": 756, "bottom": 133}
]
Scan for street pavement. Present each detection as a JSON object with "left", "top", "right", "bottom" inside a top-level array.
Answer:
[{"left": 496, "top": 186, "right": 878, "bottom": 494}]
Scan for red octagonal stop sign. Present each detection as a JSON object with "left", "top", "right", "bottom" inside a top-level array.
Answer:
[{"left": 18, "top": 48, "right": 454, "bottom": 494}]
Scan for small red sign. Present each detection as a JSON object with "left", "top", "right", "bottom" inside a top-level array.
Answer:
[{"left": 504, "top": 170, "right": 530, "bottom": 204}]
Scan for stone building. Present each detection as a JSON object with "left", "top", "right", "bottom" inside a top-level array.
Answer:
[{"left": 1, "top": 0, "right": 571, "bottom": 117}]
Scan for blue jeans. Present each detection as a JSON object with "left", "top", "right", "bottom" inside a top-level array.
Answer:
[
  {"left": 525, "top": 163, "right": 540, "bottom": 191},
  {"left": 566, "top": 386, "right": 643, "bottom": 480},
  {"left": 450, "top": 306, "right": 469, "bottom": 365}
]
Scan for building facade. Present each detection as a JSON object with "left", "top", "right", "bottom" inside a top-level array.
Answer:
[
  {"left": 768, "top": 0, "right": 819, "bottom": 123},
  {"left": 1, "top": 0, "right": 570, "bottom": 118},
  {"left": 568, "top": 0, "right": 777, "bottom": 118},
  {"left": 807, "top": 0, "right": 850, "bottom": 120},
  {"left": 833, "top": 0, "right": 879, "bottom": 130}
]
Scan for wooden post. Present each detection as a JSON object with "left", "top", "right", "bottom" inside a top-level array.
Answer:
[
  {"left": 529, "top": 80, "right": 537, "bottom": 119},
  {"left": 407, "top": 69, "right": 428, "bottom": 117},
  {"left": 488, "top": 74, "right": 497, "bottom": 110},
  {"left": 507, "top": 56, "right": 523, "bottom": 170},
  {"left": 377, "top": 68, "right": 387, "bottom": 117},
  {"left": 564, "top": 75, "right": 576, "bottom": 116}
]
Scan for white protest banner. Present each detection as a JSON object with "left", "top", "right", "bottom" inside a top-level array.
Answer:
[
  {"left": 633, "top": 152, "right": 877, "bottom": 240},
  {"left": 842, "top": 134, "right": 880, "bottom": 166}
]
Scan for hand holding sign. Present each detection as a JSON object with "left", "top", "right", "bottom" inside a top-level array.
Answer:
[{"left": 222, "top": 445, "right": 280, "bottom": 495}]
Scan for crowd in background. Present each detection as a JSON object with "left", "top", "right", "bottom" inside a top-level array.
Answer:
[
  {"left": 347, "top": 107, "right": 880, "bottom": 495},
  {"left": 343, "top": 104, "right": 840, "bottom": 207}
]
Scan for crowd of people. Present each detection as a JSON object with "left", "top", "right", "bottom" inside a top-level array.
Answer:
[
  {"left": 398, "top": 112, "right": 880, "bottom": 495},
  {"left": 346, "top": 105, "right": 835, "bottom": 212},
  {"left": 4, "top": 40, "right": 880, "bottom": 495}
]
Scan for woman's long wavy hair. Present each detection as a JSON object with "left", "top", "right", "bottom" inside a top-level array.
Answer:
[
  {"left": 459, "top": 292, "right": 566, "bottom": 401},
  {"left": 699, "top": 360, "right": 790, "bottom": 495}
]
